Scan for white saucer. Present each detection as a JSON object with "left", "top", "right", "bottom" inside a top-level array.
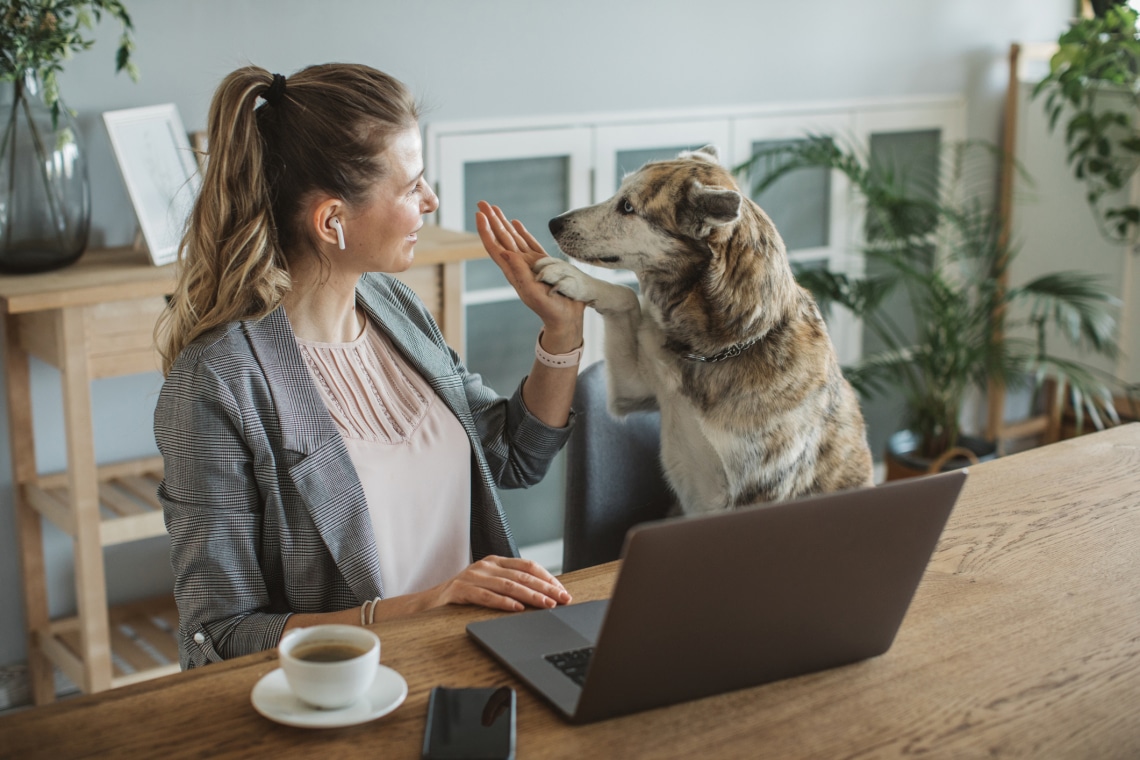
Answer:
[{"left": 251, "top": 665, "right": 408, "bottom": 729}]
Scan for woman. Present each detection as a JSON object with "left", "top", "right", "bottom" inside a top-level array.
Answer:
[{"left": 155, "top": 63, "right": 584, "bottom": 669}]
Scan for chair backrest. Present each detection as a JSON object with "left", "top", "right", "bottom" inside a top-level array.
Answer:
[{"left": 562, "top": 361, "right": 675, "bottom": 573}]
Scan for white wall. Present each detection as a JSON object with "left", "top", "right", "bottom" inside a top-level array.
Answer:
[{"left": 0, "top": 0, "right": 1073, "bottom": 668}]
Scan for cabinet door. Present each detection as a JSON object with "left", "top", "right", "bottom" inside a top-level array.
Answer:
[
  {"left": 851, "top": 101, "right": 966, "bottom": 458},
  {"left": 429, "top": 127, "right": 592, "bottom": 550}
]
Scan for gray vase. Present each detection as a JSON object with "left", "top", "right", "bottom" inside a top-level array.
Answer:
[{"left": 0, "top": 70, "right": 90, "bottom": 274}]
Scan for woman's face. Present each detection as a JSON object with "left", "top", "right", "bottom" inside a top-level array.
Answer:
[{"left": 342, "top": 126, "right": 439, "bottom": 273}]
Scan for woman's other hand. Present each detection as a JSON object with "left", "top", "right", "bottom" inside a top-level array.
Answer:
[{"left": 434, "top": 555, "right": 573, "bottom": 612}]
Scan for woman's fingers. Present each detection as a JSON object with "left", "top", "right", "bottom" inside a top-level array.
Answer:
[
  {"left": 477, "top": 201, "right": 548, "bottom": 262},
  {"left": 489, "top": 205, "right": 523, "bottom": 253},
  {"left": 494, "top": 558, "right": 574, "bottom": 606},
  {"left": 493, "top": 556, "right": 570, "bottom": 599},
  {"left": 489, "top": 204, "right": 530, "bottom": 253},
  {"left": 475, "top": 210, "right": 504, "bottom": 258},
  {"left": 473, "top": 557, "right": 571, "bottom": 607},
  {"left": 476, "top": 201, "right": 519, "bottom": 253},
  {"left": 442, "top": 556, "right": 573, "bottom": 612},
  {"left": 511, "top": 220, "right": 547, "bottom": 257}
]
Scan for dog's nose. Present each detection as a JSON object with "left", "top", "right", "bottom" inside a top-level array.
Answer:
[{"left": 548, "top": 215, "right": 566, "bottom": 237}]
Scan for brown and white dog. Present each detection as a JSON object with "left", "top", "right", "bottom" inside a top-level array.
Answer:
[{"left": 538, "top": 146, "right": 873, "bottom": 514}]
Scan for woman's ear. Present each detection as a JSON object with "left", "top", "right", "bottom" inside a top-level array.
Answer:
[{"left": 310, "top": 198, "right": 345, "bottom": 251}]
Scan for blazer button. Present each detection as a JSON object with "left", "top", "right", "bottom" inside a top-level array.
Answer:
[{"left": 193, "top": 632, "right": 206, "bottom": 645}]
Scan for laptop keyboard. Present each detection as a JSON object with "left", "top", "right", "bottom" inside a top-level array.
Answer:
[{"left": 544, "top": 646, "right": 594, "bottom": 686}]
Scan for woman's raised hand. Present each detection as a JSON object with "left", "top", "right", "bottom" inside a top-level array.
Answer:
[{"left": 475, "top": 201, "right": 585, "bottom": 348}]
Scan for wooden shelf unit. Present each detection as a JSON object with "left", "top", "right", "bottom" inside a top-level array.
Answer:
[
  {"left": 45, "top": 595, "right": 181, "bottom": 691},
  {"left": 0, "top": 227, "right": 487, "bottom": 704}
]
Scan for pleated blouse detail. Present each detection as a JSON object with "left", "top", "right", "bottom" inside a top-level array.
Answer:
[{"left": 296, "top": 319, "right": 471, "bottom": 597}]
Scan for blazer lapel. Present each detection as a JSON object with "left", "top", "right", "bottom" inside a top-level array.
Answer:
[
  {"left": 243, "top": 307, "right": 338, "bottom": 456},
  {"left": 244, "top": 307, "right": 383, "bottom": 602}
]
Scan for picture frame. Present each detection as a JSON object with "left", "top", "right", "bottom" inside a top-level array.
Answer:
[{"left": 103, "top": 104, "right": 202, "bottom": 267}]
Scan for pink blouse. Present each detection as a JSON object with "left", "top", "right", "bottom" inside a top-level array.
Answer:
[{"left": 296, "top": 319, "right": 471, "bottom": 598}]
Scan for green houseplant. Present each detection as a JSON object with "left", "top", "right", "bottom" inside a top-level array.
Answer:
[
  {"left": 0, "top": 0, "right": 137, "bottom": 273},
  {"left": 739, "top": 136, "right": 1122, "bottom": 470},
  {"left": 1033, "top": 0, "right": 1140, "bottom": 242}
]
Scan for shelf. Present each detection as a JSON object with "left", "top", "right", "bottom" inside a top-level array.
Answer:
[
  {"left": 26, "top": 457, "right": 166, "bottom": 545},
  {"left": 41, "top": 595, "right": 181, "bottom": 690}
]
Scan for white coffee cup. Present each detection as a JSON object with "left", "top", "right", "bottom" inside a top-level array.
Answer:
[{"left": 278, "top": 624, "right": 380, "bottom": 710}]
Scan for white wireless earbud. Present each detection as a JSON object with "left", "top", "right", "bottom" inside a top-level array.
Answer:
[{"left": 330, "top": 218, "right": 346, "bottom": 250}]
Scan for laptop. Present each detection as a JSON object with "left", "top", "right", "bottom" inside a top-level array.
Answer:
[{"left": 466, "top": 469, "right": 967, "bottom": 724}]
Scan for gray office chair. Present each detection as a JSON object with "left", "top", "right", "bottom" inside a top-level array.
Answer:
[{"left": 562, "top": 361, "right": 676, "bottom": 572}]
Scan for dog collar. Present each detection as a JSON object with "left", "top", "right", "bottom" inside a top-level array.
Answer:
[{"left": 682, "top": 335, "right": 763, "bottom": 363}]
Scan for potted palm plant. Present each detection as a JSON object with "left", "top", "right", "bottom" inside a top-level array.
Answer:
[
  {"left": 739, "top": 136, "right": 1122, "bottom": 476},
  {"left": 0, "top": 0, "right": 137, "bottom": 273}
]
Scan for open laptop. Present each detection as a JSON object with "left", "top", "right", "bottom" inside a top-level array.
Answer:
[{"left": 467, "top": 469, "right": 967, "bottom": 724}]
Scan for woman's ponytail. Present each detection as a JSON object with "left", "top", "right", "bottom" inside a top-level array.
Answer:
[{"left": 157, "top": 66, "right": 290, "bottom": 374}]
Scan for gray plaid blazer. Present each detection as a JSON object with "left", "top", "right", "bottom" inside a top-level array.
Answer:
[{"left": 156, "top": 273, "right": 572, "bottom": 669}]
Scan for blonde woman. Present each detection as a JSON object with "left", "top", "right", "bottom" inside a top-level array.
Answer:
[{"left": 155, "top": 63, "right": 584, "bottom": 669}]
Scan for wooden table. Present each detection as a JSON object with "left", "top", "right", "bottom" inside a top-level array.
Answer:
[
  {"left": 2, "top": 425, "right": 1138, "bottom": 758},
  {"left": 0, "top": 227, "right": 487, "bottom": 704}
]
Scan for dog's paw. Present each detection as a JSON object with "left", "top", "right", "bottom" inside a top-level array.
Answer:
[{"left": 534, "top": 257, "right": 600, "bottom": 304}]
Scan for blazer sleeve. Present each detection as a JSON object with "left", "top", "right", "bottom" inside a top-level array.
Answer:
[
  {"left": 155, "top": 352, "right": 291, "bottom": 670},
  {"left": 456, "top": 350, "right": 575, "bottom": 491}
]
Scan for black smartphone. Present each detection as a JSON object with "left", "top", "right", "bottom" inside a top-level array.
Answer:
[{"left": 422, "top": 686, "right": 516, "bottom": 760}]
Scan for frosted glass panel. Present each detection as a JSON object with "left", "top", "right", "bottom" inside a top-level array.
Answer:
[
  {"left": 466, "top": 299, "right": 564, "bottom": 546},
  {"left": 868, "top": 129, "right": 941, "bottom": 184},
  {"left": 861, "top": 129, "right": 942, "bottom": 459},
  {"left": 749, "top": 139, "right": 830, "bottom": 251},
  {"left": 866, "top": 129, "right": 941, "bottom": 240},
  {"left": 463, "top": 156, "right": 570, "bottom": 290},
  {"left": 614, "top": 145, "right": 705, "bottom": 191}
]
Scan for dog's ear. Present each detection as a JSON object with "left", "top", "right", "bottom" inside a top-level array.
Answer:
[
  {"left": 689, "top": 181, "right": 742, "bottom": 234},
  {"left": 682, "top": 145, "right": 720, "bottom": 163}
]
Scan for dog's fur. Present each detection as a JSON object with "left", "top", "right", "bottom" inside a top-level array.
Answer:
[{"left": 539, "top": 147, "right": 873, "bottom": 514}]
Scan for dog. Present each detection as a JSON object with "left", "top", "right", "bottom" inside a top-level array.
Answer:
[{"left": 537, "top": 146, "right": 874, "bottom": 514}]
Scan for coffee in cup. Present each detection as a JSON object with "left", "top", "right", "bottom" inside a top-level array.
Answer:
[{"left": 278, "top": 624, "right": 380, "bottom": 710}]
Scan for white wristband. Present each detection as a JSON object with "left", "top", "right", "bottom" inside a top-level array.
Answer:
[
  {"left": 361, "top": 596, "right": 381, "bottom": 626},
  {"left": 535, "top": 330, "right": 583, "bottom": 368}
]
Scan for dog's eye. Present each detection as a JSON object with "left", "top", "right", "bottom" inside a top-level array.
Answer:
[{"left": 620, "top": 199, "right": 635, "bottom": 215}]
